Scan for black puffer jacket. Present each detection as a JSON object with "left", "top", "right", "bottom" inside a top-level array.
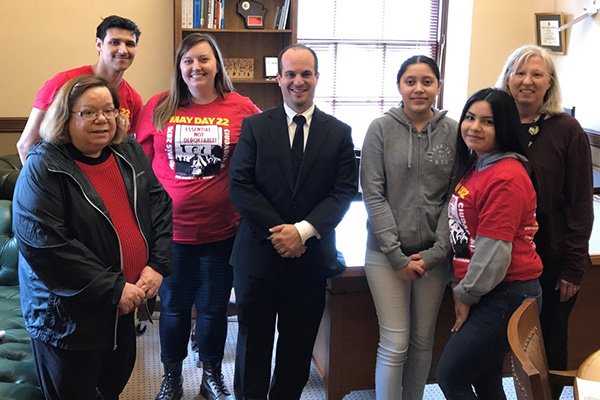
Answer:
[{"left": 13, "top": 138, "right": 172, "bottom": 351}]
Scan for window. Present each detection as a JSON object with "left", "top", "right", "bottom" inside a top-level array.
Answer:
[{"left": 298, "top": 0, "right": 447, "bottom": 148}]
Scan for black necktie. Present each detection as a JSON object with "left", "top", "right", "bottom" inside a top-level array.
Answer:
[{"left": 291, "top": 115, "right": 305, "bottom": 182}]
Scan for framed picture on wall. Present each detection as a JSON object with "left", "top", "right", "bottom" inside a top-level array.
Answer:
[{"left": 535, "top": 13, "right": 567, "bottom": 54}]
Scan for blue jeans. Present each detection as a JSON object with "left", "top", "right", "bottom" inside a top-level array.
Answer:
[
  {"left": 436, "top": 279, "right": 542, "bottom": 399},
  {"left": 159, "top": 238, "right": 234, "bottom": 363}
]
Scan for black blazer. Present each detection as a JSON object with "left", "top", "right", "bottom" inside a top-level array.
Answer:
[{"left": 229, "top": 105, "right": 357, "bottom": 283}]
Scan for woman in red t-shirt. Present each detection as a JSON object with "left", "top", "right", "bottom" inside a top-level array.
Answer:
[
  {"left": 137, "top": 33, "right": 260, "bottom": 400},
  {"left": 436, "top": 88, "right": 543, "bottom": 398}
]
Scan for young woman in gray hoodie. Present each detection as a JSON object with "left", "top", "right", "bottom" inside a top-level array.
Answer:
[{"left": 360, "top": 55, "right": 457, "bottom": 399}]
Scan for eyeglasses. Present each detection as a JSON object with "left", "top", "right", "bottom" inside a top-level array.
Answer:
[{"left": 71, "top": 108, "right": 119, "bottom": 121}]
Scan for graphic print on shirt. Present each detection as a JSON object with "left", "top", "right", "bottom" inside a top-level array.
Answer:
[
  {"left": 168, "top": 120, "right": 228, "bottom": 180},
  {"left": 448, "top": 186, "right": 471, "bottom": 260},
  {"left": 427, "top": 143, "right": 454, "bottom": 166}
]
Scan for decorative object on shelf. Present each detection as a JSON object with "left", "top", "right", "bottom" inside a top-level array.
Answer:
[
  {"left": 237, "top": 0, "right": 267, "bottom": 29},
  {"left": 534, "top": 13, "right": 567, "bottom": 54},
  {"left": 264, "top": 56, "right": 278, "bottom": 79},
  {"left": 224, "top": 57, "right": 255, "bottom": 79}
]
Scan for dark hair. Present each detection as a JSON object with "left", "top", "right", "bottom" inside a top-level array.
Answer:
[
  {"left": 451, "top": 88, "right": 527, "bottom": 187},
  {"left": 277, "top": 44, "right": 319, "bottom": 75},
  {"left": 396, "top": 55, "right": 440, "bottom": 84},
  {"left": 153, "top": 33, "right": 233, "bottom": 129},
  {"left": 96, "top": 15, "right": 141, "bottom": 43}
]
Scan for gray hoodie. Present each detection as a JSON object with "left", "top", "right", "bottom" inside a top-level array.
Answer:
[{"left": 360, "top": 106, "right": 457, "bottom": 271}]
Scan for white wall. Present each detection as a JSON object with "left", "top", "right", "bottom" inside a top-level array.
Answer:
[{"left": 555, "top": 1, "right": 600, "bottom": 131}]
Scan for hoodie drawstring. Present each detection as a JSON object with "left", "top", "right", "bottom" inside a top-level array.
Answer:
[
  {"left": 408, "top": 123, "right": 435, "bottom": 169},
  {"left": 427, "top": 124, "right": 434, "bottom": 157},
  {"left": 407, "top": 127, "right": 413, "bottom": 169}
]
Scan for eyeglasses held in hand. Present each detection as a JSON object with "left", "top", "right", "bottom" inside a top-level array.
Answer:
[{"left": 71, "top": 108, "right": 119, "bottom": 121}]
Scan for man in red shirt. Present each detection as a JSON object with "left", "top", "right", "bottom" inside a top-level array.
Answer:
[{"left": 17, "top": 15, "right": 143, "bottom": 164}]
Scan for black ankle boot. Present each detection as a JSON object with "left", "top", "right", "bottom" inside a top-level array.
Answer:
[
  {"left": 200, "top": 361, "right": 233, "bottom": 400},
  {"left": 155, "top": 362, "right": 183, "bottom": 400}
]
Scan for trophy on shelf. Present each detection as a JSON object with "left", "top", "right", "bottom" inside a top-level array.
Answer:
[{"left": 236, "top": 0, "right": 267, "bottom": 29}]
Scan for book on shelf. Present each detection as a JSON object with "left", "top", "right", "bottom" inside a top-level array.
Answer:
[
  {"left": 203, "top": 0, "right": 208, "bottom": 29},
  {"left": 206, "top": 0, "right": 214, "bottom": 29},
  {"left": 197, "top": 0, "right": 225, "bottom": 30},
  {"left": 193, "top": 0, "right": 203, "bottom": 28},
  {"left": 215, "top": 0, "right": 222, "bottom": 30},
  {"left": 187, "top": 0, "right": 194, "bottom": 28},
  {"left": 272, "top": 5, "right": 282, "bottom": 29},
  {"left": 220, "top": 0, "right": 225, "bottom": 29},
  {"left": 278, "top": 0, "right": 291, "bottom": 29},
  {"left": 180, "top": 0, "right": 184, "bottom": 28},
  {"left": 201, "top": 0, "right": 206, "bottom": 28}
]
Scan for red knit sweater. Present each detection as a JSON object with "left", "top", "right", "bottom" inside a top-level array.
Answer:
[{"left": 76, "top": 154, "right": 148, "bottom": 283}]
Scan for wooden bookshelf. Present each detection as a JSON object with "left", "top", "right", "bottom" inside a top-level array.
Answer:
[{"left": 174, "top": 0, "right": 297, "bottom": 110}]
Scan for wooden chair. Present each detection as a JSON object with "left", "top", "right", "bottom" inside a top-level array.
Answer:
[
  {"left": 574, "top": 349, "right": 600, "bottom": 399},
  {"left": 507, "top": 298, "right": 577, "bottom": 399}
]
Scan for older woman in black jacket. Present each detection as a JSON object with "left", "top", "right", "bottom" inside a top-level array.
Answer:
[{"left": 13, "top": 75, "right": 172, "bottom": 400}]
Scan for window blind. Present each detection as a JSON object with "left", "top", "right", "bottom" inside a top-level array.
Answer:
[{"left": 298, "top": 0, "right": 446, "bottom": 148}]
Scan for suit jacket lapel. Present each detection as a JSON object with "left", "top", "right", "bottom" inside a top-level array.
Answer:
[
  {"left": 294, "top": 107, "right": 328, "bottom": 194},
  {"left": 267, "top": 106, "right": 296, "bottom": 191}
]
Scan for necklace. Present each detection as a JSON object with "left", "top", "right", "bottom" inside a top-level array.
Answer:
[{"left": 528, "top": 114, "right": 544, "bottom": 136}]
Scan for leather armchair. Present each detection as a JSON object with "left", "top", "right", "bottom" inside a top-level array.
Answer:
[
  {"left": 0, "top": 154, "right": 42, "bottom": 399},
  {"left": 0, "top": 155, "right": 20, "bottom": 201}
]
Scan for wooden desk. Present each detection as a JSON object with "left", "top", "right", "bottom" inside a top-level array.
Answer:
[{"left": 313, "top": 200, "right": 600, "bottom": 400}]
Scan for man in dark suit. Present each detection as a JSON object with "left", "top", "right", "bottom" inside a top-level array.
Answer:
[{"left": 229, "top": 44, "right": 357, "bottom": 400}]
